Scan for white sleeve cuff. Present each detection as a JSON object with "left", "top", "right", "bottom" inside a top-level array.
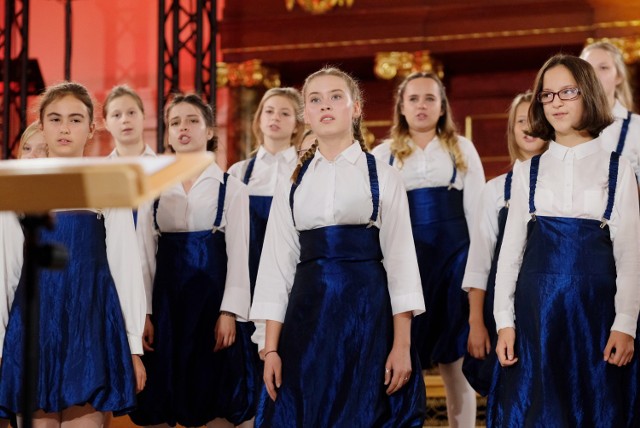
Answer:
[
  {"left": 494, "top": 310, "right": 515, "bottom": 333},
  {"left": 611, "top": 313, "right": 639, "bottom": 338},
  {"left": 461, "top": 272, "right": 489, "bottom": 292},
  {"left": 250, "top": 302, "right": 288, "bottom": 324},
  {"left": 128, "top": 334, "right": 143, "bottom": 355},
  {"left": 390, "top": 292, "right": 426, "bottom": 317}
]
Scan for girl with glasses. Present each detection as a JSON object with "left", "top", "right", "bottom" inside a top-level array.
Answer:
[
  {"left": 461, "top": 91, "right": 548, "bottom": 397},
  {"left": 491, "top": 54, "right": 640, "bottom": 427}
]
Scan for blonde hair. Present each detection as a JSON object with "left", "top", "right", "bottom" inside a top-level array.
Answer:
[
  {"left": 18, "top": 121, "right": 43, "bottom": 158},
  {"left": 506, "top": 91, "right": 550, "bottom": 163},
  {"left": 103, "top": 84, "right": 145, "bottom": 118},
  {"left": 389, "top": 72, "right": 466, "bottom": 171},
  {"left": 292, "top": 67, "right": 368, "bottom": 183},
  {"left": 581, "top": 41, "right": 635, "bottom": 112},
  {"left": 251, "top": 87, "right": 305, "bottom": 153}
]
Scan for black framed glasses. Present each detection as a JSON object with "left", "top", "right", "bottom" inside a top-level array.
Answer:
[{"left": 537, "top": 87, "right": 581, "bottom": 104}]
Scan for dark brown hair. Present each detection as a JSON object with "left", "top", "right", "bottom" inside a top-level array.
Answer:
[
  {"left": 528, "top": 54, "right": 613, "bottom": 141},
  {"left": 164, "top": 93, "right": 217, "bottom": 151},
  {"left": 39, "top": 81, "right": 94, "bottom": 124}
]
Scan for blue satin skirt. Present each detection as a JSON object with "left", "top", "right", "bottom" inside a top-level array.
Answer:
[
  {"left": 408, "top": 187, "right": 470, "bottom": 366},
  {"left": 488, "top": 216, "right": 640, "bottom": 427},
  {"left": 248, "top": 195, "right": 273, "bottom": 296},
  {"left": 462, "top": 206, "right": 507, "bottom": 396},
  {"left": 130, "top": 230, "right": 258, "bottom": 427},
  {"left": 0, "top": 212, "right": 135, "bottom": 415},
  {"left": 255, "top": 225, "right": 426, "bottom": 428}
]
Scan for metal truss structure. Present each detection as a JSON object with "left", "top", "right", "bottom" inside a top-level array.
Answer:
[{"left": 157, "top": 0, "right": 217, "bottom": 153}]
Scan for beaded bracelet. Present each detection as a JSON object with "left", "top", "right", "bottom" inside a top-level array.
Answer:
[{"left": 264, "top": 350, "right": 278, "bottom": 358}]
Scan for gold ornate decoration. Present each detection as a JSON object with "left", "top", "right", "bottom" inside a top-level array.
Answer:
[
  {"left": 585, "top": 36, "right": 640, "bottom": 64},
  {"left": 285, "top": 0, "right": 354, "bottom": 14},
  {"left": 224, "top": 19, "right": 640, "bottom": 55},
  {"left": 216, "top": 60, "right": 281, "bottom": 89},
  {"left": 374, "top": 50, "right": 444, "bottom": 80}
]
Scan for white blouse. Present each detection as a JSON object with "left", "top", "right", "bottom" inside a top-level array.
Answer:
[
  {"left": 136, "top": 162, "right": 251, "bottom": 320},
  {"left": 600, "top": 100, "right": 640, "bottom": 184},
  {"left": 0, "top": 208, "right": 147, "bottom": 355},
  {"left": 461, "top": 162, "right": 520, "bottom": 292},
  {"left": 371, "top": 136, "right": 486, "bottom": 230},
  {"left": 227, "top": 145, "right": 298, "bottom": 195},
  {"left": 250, "top": 142, "right": 425, "bottom": 324},
  {"left": 494, "top": 140, "right": 640, "bottom": 337},
  {"left": 107, "top": 144, "right": 157, "bottom": 159}
]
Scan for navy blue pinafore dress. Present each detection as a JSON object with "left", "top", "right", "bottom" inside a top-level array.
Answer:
[
  {"left": 0, "top": 211, "right": 136, "bottom": 415},
  {"left": 256, "top": 153, "right": 426, "bottom": 428},
  {"left": 390, "top": 153, "right": 470, "bottom": 367},
  {"left": 487, "top": 153, "right": 640, "bottom": 427},
  {"left": 131, "top": 174, "right": 257, "bottom": 427}
]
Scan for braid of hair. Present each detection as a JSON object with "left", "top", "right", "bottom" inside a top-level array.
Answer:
[
  {"left": 291, "top": 140, "right": 319, "bottom": 183},
  {"left": 352, "top": 117, "right": 369, "bottom": 152}
]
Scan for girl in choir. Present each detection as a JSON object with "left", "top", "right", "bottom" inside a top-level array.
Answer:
[
  {"left": 581, "top": 41, "right": 640, "bottom": 182},
  {"left": 17, "top": 121, "right": 47, "bottom": 159},
  {"left": 492, "top": 54, "right": 640, "bottom": 427},
  {"left": 228, "top": 87, "right": 304, "bottom": 294},
  {"left": 103, "top": 84, "right": 156, "bottom": 158},
  {"left": 461, "top": 91, "right": 547, "bottom": 396},
  {"left": 250, "top": 67, "right": 427, "bottom": 428},
  {"left": 132, "top": 94, "right": 255, "bottom": 428},
  {"left": 0, "top": 81, "right": 147, "bottom": 427},
  {"left": 371, "top": 71, "right": 485, "bottom": 427}
]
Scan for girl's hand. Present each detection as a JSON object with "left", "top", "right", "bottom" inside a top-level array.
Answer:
[
  {"left": 468, "top": 320, "right": 491, "bottom": 359},
  {"left": 213, "top": 313, "right": 236, "bottom": 352},
  {"left": 604, "top": 330, "right": 635, "bottom": 367},
  {"left": 496, "top": 327, "right": 518, "bottom": 367},
  {"left": 132, "top": 355, "right": 146, "bottom": 393},
  {"left": 264, "top": 351, "right": 282, "bottom": 401},
  {"left": 142, "top": 315, "right": 155, "bottom": 352},
  {"left": 384, "top": 345, "right": 412, "bottom": 395}
]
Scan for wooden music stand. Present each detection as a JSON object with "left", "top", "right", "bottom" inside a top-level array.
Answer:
[{"left": 0, "top": 152, "right": 215, "bottom": 428}]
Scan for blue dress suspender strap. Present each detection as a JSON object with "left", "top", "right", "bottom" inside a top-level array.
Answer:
[
  {"left": 528, "top": 152, "right": 620, "bottom": 226},
  {"left": 602, "top": 151, "right": 620, "bottom": 227},
  {"left": 153, "top": 173, "right": 229, "bottom": 233},
  {"left": 615, "top": 111, "right": 632, "bottom": 155},
  {"left": 504, "top": 170, "right": 513, "bottom": 208},
  {"left": 528, "top": 154, "right": 541, "bottom": 220},
  {"left": 243, "top": 156, "right": 257, "bottom": 185},
  {"left": 388, "top": 151, "right": 457, "bottom": 188},
  {"left": 290, "top": 152, "right": 380, "bottom": 226}
]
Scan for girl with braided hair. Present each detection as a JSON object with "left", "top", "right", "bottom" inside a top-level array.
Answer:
[{"left": 250, "top": 67, "right": 427, "bottom": 427}]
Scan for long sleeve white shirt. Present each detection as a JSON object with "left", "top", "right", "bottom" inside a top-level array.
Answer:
[
  {"left": 136, "top": 162, "right": 252, "bottom": 320},
  {"left": 494, "top": 139, "right": 640, "bottom": 337},
  {"left": 371, "top": 136, "right": 486, "bottom": 231},
  {"left": 600, "top": 100, "right": 640, "bottom": 184},
  {"left": 0, "top": 208, "right": 147, "bottom": 355},
  {"left": 461, "top": 163, "right": 520, "bottom": 292},
  {"left": 250, "top": 142, "right": 425, "bottom": 324},
  {"left": 227, "top": 145, "right": 298, "bottom": 195}
]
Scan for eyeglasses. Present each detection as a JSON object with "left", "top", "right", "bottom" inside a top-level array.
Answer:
[{"left": 537, "top": 87, "right": 581, "bottom": 104}]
